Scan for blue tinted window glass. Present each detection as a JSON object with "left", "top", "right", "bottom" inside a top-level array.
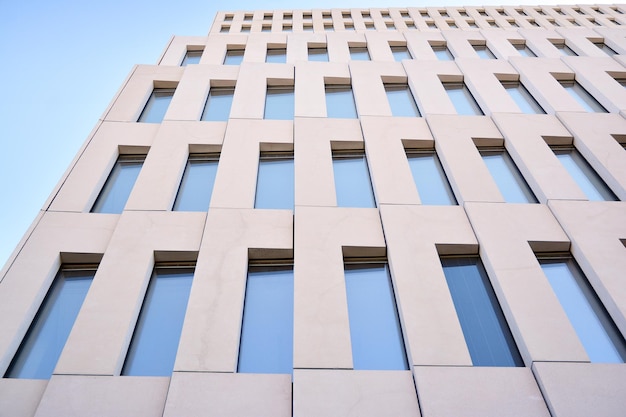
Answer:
[
  {"left": 514, "top": 44, "right": 537, "bottom": 57},
  {"left": 540, "top": 258, "right": 626, "bottom": 363},
  {"left": 326, "top": 86, "right": 358, "bottom": 119},
  {"left": 555, "top": 43, "right": 577, "bottom": 56},
  {"left": 386, "top": 85, "right": 420, "bottom": 117},
  {"left": 181, "top": 50, "right": 202, "bottom": 66},
  {"left": 481, "top": 150, "right": 537, "bottom": 203},
  {"left": 554, "top": 148, "right": 617, "bottom": 201},
  {"left": 6, "top": 268, "right": 95, "bottom": 379},
  {"left": 445, "top": 83, "right": 484, "bottom": 115},
  {"left": 173, "top": 155, "right": 219, "bottom": 211},
  {"left": 137, "top": 89, "right": 175, "bottom": 123},
  {"left": 350, "top": 47, "right": 370, "bottom": 60},
  {"left": 224, "top": 50, "right": 244, "bottom": 65},
  {"left": 308, "top": 47, "right": 329, "bottom": 62},
  {"left": 344, "top": 263, "right": 408, "bottom": 370},
  {"left": 266, "top": 48, "right": 287, "bottom": 63},
  {"left": 201, "top": 87, "right": 234, "bottom": 121},
  {"left": 333, "top": 153, "right": 376, "bottom": 208},
  {"left": 91, "top": 156, "right": 145, "bottom": 214},
  {"left": 473, "top": 45, "right": 495, "bottom": 59},
  {"left": 504, "top": 83, "right": 545, "bottom": 114},
  {"left": 264, "top": 87, "right": 294, "bottom": 120},
  {"left": 560, "top": 81, "right": 607, "bottom": 113},
  {"left": 391, "top": 46, "right": 412, "bottom": 61},
  {"left": 441, "top": 257, "right": 524, "bottom": 367},
  {"left": 433, "top": 46, "right": 454, "bottom": 60},
  {"left": 406, "top": 151, "right": 457, "bottom": 205},
  {"left": 238, "top": 265, "right": 294, "bottom": 374},
  {"left": 255, "top": 154, "right": 294, "bottom": 209},
  {"left": 122, "top": 267, "right": 194, "bottom": 376}
]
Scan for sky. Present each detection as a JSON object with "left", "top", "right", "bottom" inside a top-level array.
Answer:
[{"left": 0, "top": 0, "right": 583, "bottom": 268}]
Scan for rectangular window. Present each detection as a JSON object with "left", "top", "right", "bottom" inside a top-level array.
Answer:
[
  {"left": 480, "top": 148, "right": 537, "bottom": 203},
  {"left": 472, "top": 44, "right": 496, "bottom": 59},
  {"left": 240, "top": 26, "right": 251, "bottom": 33},
  {"left": 181, "top": 50, "right": 202, "bottom": 66},
  {"left": 266, "top": 48, "right": 287, "bottom": 63},
  {"left": 122, "top": 266, "right": 195, "bottom": 376},
  {"left": 137, "top": 88, "right": 175, "bottom": 123},
  {"left": 5, "top": 266, "right": 96, "bottom": 379},
  {"left": 91, "top": 155, "right": 145, "bottom": 214},
  {"left": 173, "top": 154, "right": 219, "bottom": 211},
  {"left": 445, "top": 82, "right": 484, "bottom": 115},
  {"left": 391, "top": 45, "right": 412, "bottom": 61},
  {"left": 326, "top": 85, "right": 358, "bottom": 119},
  {"left": 559, "top": 81, "right": 607, "bottom": 113},
  {"left": 441, "top": 257, "right": 524, "bottom": 367},
  {"left": 502, "top": 81, "right": 545, "bottom": 114},
  {"left": 513, "top": 43, "right": 536, "bottom": 57},
  {"left": 385, "top": 84, "right": 420, "bottom": 117},
  {"left": 344, "top": 261, "right": 408, "bottom": 370},
  {"left": 238, "top": 263, "right": 294, "bottom": 375},
  {"left": 538, "top": 256, "right": 626, "bottom": 363},
  {"left": 264, "top": 86, "right": 294, "bottom": 120},
  {"left": 224, "top": 49, "right": 244, "bottom": 65},
  {"left": 406, "top": 150, "right": 456, "bottom": 205},
  {"left": 349, "top": 46, "right": 370, "bottom": 60},
  {"left": 432, "top": 45, "right": 454, "bottom": 60},
  {"left": 308, "top": 47, "right": 329, "bottom": 62},
  {"left": 553, "top": 42, "right": 577, "bottom": 56},
  {"left": 201, "top": 87, "right": 234, "bottom": 121},
  {"left": 255, "top": 152, "right": 294, "bottom": 210},
  {"left": 552, "top": 147, "right": 617, "bottom": 201},
  {"left": 333, "top": 151, "right": 376, "bottom": 208}
]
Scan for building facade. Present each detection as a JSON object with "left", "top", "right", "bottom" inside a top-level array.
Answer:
[{"left": 1, "top": 4, "right": 626, "bottom": 417}]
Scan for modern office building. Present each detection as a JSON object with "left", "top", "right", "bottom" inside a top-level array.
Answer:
[{"left": 1, "top": 4, "right": 626, "bottom": 417}]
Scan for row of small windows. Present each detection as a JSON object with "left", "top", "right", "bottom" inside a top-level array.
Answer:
[
  {"left": 181, "top": 38, "right": 618, "bottom": 67},
  {"left": 6, "top": 249, "right": 625, "bottom": 379}
]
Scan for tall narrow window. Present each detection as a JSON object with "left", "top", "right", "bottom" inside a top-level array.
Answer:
[
  {"left": 480, "top": 148, "right": 537, "bottom": 203},
  {"left": 5, "top": 266, "right": 96, "bottom": 379},
  {"left": 472, "top": 44, "right": 496, "bottom": 59},
  {"left": 559, "top": 81, "right": 607, "bottom": 113},
  {"left": 266, "top": 48, "right": 287, "bottom": 63},
  {"left": 553, "top": 42, "right": 577, "bottom": 56},
  {"left": 224, "top": 49, "right": 244, "bottom": 65},
  {"left": 122, "top": 266, "right": 195, "bottom": 376},
  {"left": 595, "top": 42, "right": 617, "bottom": 56},
  {"left": 432, "top": 45, "right": 454, "bottom": 60},
  {"left": 308, "top": 47, "right": 329, "bottom": 62},
  {"left": 181, "top": 50, "right": 203, "bottom": 66},
  {"left": 173, "top": 154, "right": 219, "bottom": 211},
  {"left": 513, "top": 43, "right": 537, "bottom": 57},
  {"left": 137, "top": 89, "right": 175, "bottom": 123},
  {"left": 344, "top": 261, "right": 408, "bottom": 370},
  {"left": 333, "top": 151, "right": 376, "bottom": 208},
  {"left": 445, "top": 82, "right": 484, "bottom": 115},
  {"left": 326, "top": 85, "right": 358, "bottom": 118},
  {"left": 201, "top": 87, "right": 234, "bottom": 121},
  {"left": 91, "top": 155, "right": 145, "bottom": 214},
  {"left": 255, "top": 152, "right": 294, "bottom": 209},
  {"left": 238, "top": 263, "right": 294, "bottom": 374},
  {"left": 539, "top": 256, "right": 626, "bottom": 363},
  {"left": 441, "top": 257, "right": 524, "bottom": 367},
  {"left": 385, "top": 84, "right": 421, "bottom": 117},
  {"left": 391, "top": 45, "right": 412, "bottom": 61},
  {"left": 349, "top": 46, "right": 370, "bottom": 60},
  {"left": 502, "top": 81, "right": 545, "bottom": 114},
  {"left": 552, "top": 147, "right": 617, "bottom": 201},
  {"left": 406, "top": 150, "right": 456, "bottom": 205},
  {"left": 264, "top": 86, "right": 294, "bottom": 120}
]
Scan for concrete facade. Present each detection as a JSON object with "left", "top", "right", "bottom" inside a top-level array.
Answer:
[{"left": 1, "top": 4, "right": 626, "bottom": 417}]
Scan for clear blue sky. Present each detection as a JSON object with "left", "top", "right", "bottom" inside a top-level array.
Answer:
[{"left": 0, "top": 0, "right": 579, "bottom": 268}]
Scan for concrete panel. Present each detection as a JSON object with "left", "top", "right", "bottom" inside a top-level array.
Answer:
[
  {"left": 294, "top": 62, "right": 351, "bottom": 118},
  {"left": 415, "top": 366, "right": 550, "bottom": 417},
  {"left": 175, "top": 209, "right": 293, "bottom": 372},
  {"left": 293, "top": 369, "right": 420, "bottom": 417},
  {"left": 0, "top": 379, "right": 47, "bottom": 417},
  {"left": 242, "top": 33, "right": 288, "bottom": 63},
  {"left": 533, "top": 362, "right": 626, "bottom": 417},
  {"left": 404, "top": 31, "right": 448, "bottom": 60},
  {"left": 33, "top": 375, "right": 169, "bottom": 417},
  {"left": 163, "top": 372, "right": 291, "bottom": 417},
  {"left": 380, "top": 205, "right": 476, "bottom": 366},
  {"left": 350, "top": 61, "right": 407, "bottom": 117},
  {"left": 326, "top": 32, "right": 368, "bottom": 63},
  {"left": 441, "top": 30, "right": 487, "bottom": 58},
  {"left": 404, "top": 60, "right": 461, "bottom": 115},
  {"left": 518, "top": 29, "right": 565, "bottom": 59},
  {"left": 204, "top": 34, "right": 248, "bottom": 65},
  {"left": 287, "top": 32, "right": 328, "bottom": 62},
  {"left": 557, "top": 27, "right": 613, "bottom": 58},
  {"left": 482, "top": 29, "right": 528, "bottom": 58},
  {"left": 294, "top": 207, "right": 385, "bottom": 369},
  {"left": 364, "top": 31, "right": 407, "bottom": 62},
  {"left": 465, "top": 203, "right": 588, "bottom": 364},
  {"left": 158, "top": 35, "right": 209, "bottom": 66},
  {"left": 593, "top": 27, "right": 626, "bottom": 55}
]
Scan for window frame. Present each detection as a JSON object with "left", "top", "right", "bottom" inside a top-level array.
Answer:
[{"left": 91, "top": 154, "right": 146, "bottom": 214}]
